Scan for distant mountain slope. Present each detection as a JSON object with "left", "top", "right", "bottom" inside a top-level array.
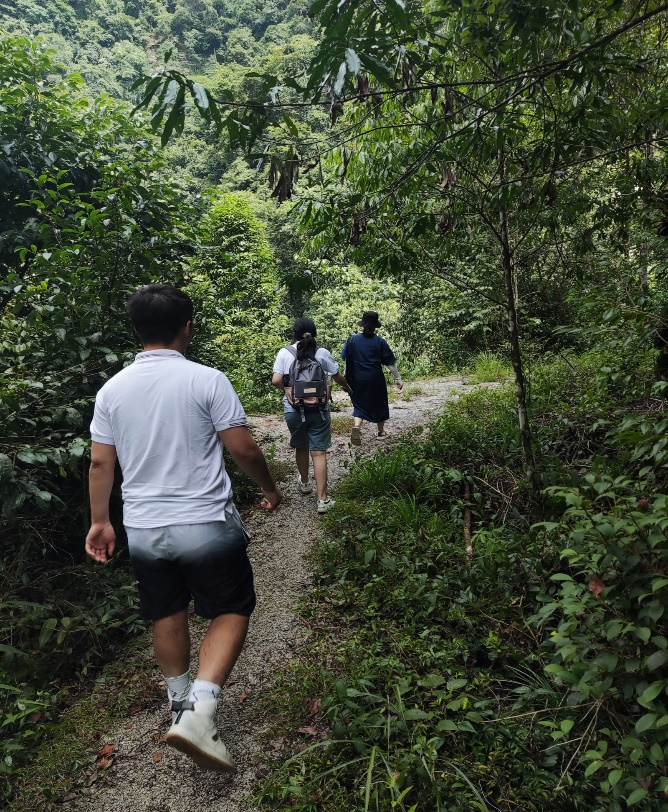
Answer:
[{"left": 0, "top": 0, "right": 313, "bottom": 98}]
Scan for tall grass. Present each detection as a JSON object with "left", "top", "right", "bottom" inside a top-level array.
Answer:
[{"left": 467, "top": 352, "right": 513, "bottom": 383}]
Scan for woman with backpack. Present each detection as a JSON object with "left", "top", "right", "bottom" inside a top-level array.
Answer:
[
  {"left": 272, "top": 318, "right": 352, "bottom": 514},
  {"left": 342, "top": 311, "right": 403, "bottom": 446}
]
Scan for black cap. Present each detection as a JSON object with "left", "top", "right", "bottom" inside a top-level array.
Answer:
[{"left": 358, "top": 311, "right": 382, "bottom": 328}]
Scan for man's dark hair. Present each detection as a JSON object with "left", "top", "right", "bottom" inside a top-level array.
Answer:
[{"left": 126, "top": 284, "right": 194, "bottom": 345}]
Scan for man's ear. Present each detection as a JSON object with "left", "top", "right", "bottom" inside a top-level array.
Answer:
[{"left": 184, "top": 320, "right": 193, "bottom": 339}]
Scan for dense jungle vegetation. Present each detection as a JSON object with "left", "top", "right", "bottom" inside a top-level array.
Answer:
[{"left": 1, "top": 0, "right": 668, "bottom": 809}]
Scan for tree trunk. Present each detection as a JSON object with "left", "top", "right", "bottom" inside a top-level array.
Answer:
[{"left": 497, "top": 148, "right": 536, "bottom": 480}]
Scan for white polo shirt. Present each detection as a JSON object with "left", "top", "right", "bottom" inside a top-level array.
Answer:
[{"left": 90, "top": 350, "right": 247, "bottom": 528}]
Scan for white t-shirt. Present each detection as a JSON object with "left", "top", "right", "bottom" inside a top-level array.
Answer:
[
  {"left": 90, "top": 350, "right": 247, "bottom": 528},
  {"left": 273, "top": 344, "right": 339, "bottom": 412}
]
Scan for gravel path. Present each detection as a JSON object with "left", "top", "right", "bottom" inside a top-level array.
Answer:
[{"left": 69, "top": 377, "right": 478, "bottom": 812}]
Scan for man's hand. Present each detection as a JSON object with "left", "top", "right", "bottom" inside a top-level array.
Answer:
[
  {"left": 396, "top": 382, "right": 403, "bottom": 392},
  {"left": 85, "top": 521, "right": 116, "bottom": 563},
  {"left": 261, "top": 485, "right": 282, "bottom": 511}
]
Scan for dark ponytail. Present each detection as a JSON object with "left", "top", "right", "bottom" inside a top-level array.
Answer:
[{"left": 292, "top": 317, "right": 318, "bottom": 361}]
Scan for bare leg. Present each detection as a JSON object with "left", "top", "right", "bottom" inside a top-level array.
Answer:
[
  {"left": 295, "top": 445, "right": 310, "bottom": 483},
  {"left": 377, "top": 421, "right": 385, "bottom": 436},
  {"left": 153, "top": 608, "right": 190, "bottom": 677},
  {"left": 311, "top": 450, "right": 328, "bottom": 501},
  {"left": 197, "top": 613, "right": 249, "bottom": 687},
  {"left": 351, "top": 417, "right": 363, "bottom": 446},
  {"left": 164, "top": 614, "right": 247, "bottom": 772}
]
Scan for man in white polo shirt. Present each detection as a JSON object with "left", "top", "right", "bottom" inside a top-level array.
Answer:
[{"left": 85, "top": 283, "right": 281, "bottom": 774}]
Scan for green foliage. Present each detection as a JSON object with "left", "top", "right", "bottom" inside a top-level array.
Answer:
[
  {"left": 1, "top": 0, "right": 315, "bottom": 96},
  {"left": 0, "top": 564, "right": 144, "bottom": 802},
  {"left": 531, "top": 429, "right": 668, "bottom": 809},
  {"left": 259, "top": 414, "right": 572, "bottom": 809},
  {"left": 2, "top": 2, "right": 668, "bottom": 808},
  {"left": 189, "top": 191, "right": 289, "bottom": 412},
  {"left": 0, "top": 32, "right": 193, "bottom": 802},
  {"left": 7, "top": 633, "right": 160, "bottom": 812},
  {"left": 258, "top": 347, "right": 668, "bottom": 811},
  {"left": 467, "top": 352, "right": 513, "bottom": 384},
  {"left": 306, "top": 263, "right": 401, "bottom": 361},
  {"left": 1, "top": 32, "right": 195, "bottom": 524}
]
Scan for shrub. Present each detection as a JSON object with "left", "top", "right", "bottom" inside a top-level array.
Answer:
[
  {"left": 467, "top": 352, "right": 513, "bottom": 383},
  {"left": 532, "top": 470, "right": 668, "bottom": 808}
]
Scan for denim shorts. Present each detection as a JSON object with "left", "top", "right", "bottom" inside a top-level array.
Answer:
[
  {"left": 284, "top": 408, "right": 332, "bottom": 451},
  {"left": 125, "top": 507, "right": 255, "bottom": 621}
]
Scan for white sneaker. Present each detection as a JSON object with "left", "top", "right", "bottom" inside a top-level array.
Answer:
[
  {"left": 165, "top": 699, "right": 236, "bottom": 773},
  {"left": 298, "top": 476, "right": 313, "bottom": 495},
  {"left": 317, "top": 498, "right": 335, "bottom": 514}
]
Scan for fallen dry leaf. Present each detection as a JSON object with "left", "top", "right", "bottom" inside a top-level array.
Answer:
[
  {"left": 297, "top": 726, "right": 319, "bottom": 736},
  {"left": 84, "top": 772, "right": 98, "bottom": 787},
  {"left": 97, "top": 744, "right": 115, "bottom": 759},
  {"left": 588, "top": 574, "right": 606, "bottom": 597},
  {"left": 309, "top": 699, "right": 321, "bottom": 715},
  {"left": 153, "top": 752, "right": 163, "bottom": 763},
  {"left": 238, "top": 692, "right": 249, "bottom": 703},
  {"left": 28, "top": 712, "right": 42, "bottom": 724},
  {"left": 124, "top": 723, "right": 133, "bottom": 730},
  {"left": 97, "top": 757, "right": 111, "bottom": 769}
]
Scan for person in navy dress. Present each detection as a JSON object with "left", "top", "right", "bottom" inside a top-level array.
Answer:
[{"left": 341, "top": 311, "right": 403, "bottom": 446}]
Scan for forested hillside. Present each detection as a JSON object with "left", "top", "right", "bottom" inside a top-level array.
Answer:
[
  {"left": 2, "top": 0, "right": 668, "bottom": 809},
  {"left": 1, "top": 0, "right": 314, "bottom": 95}
]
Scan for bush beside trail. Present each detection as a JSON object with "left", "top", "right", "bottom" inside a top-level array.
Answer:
[{"left": 257, "top": 352, "right": 668, "bottom": 812}]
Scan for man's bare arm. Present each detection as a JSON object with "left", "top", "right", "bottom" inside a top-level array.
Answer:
[
  {"left": 218, "top": 426, "right": 282, "bottom": 510},
  {"left": 271, "top": 372, "right": 284, "bottom": 389},
  {"left": 85, "top": 441, "right": 117, "bottom": 563}
]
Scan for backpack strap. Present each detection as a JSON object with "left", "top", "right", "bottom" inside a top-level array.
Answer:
[{"left": 286, "top": 345, "right": 297, "bottom": 357}]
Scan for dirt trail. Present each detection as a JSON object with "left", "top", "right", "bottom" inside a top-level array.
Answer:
[{"left": 69, "top": 377, "right": 478, "bottom": 812}]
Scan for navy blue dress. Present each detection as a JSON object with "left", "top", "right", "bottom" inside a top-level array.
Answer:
[{"left": 341, "top": 333, "right": 396, "bottom": 422}]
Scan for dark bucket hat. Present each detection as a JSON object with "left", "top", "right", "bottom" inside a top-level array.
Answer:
[{"left": 358, "top": 311, "right": 382, "bottom": 328}]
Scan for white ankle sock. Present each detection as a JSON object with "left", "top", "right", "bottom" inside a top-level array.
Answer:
[
  {"left": 164, "top": 671, "right": 192, "bottom": 703},
  {"left": 189, "top": 678, "right": 221, "bottom": 703}
]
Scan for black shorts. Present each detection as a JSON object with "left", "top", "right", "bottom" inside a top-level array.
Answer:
[{"left": 125, "top": 508, "right": 256, "bottom": 621}]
